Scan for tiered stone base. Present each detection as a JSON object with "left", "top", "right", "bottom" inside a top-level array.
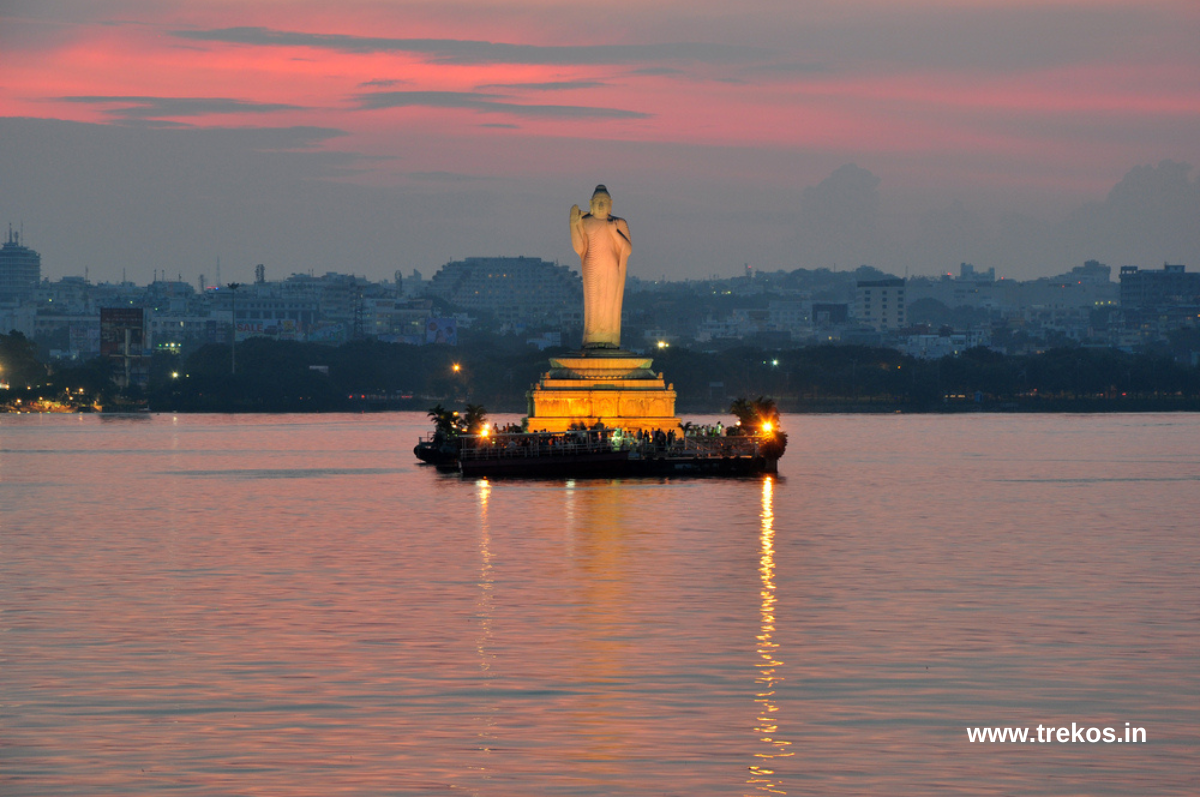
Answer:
[{"left": 525, "top": 349, "right": 680, "bottom": 434}]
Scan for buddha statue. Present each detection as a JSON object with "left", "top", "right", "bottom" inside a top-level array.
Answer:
[{"left": 569, "top": 184, "right": 631, "bottom": 349}]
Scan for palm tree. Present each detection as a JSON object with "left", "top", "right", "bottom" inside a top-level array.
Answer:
[
  {"left": 752, "top": 396, "right": 780, "bottom": 429},
  {"left": 729, "top": 395, "right": 780, "bottom": 434},
  {"left": 427, "top": 403, "right": 458, "bottom": 438},
  {"left": 729, "top": 397, "right": 754, "bottom": 429},
  {"left": 462, "top": 403, "right": 488, "bottom": 434}
]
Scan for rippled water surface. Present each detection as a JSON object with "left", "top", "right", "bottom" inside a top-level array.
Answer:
[{"left": 2, "top": 412, "right": 1198, "bottom": 795}]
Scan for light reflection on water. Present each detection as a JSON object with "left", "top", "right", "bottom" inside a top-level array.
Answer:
[
  {"left": 473, "top": 478, "right": 496, "bottom": 784},
  {"left": 1, "top": 412, "right": 1198, "bottom": 796},
  {"left": 748, "top": 476, "right": 793, "bottom": 795}
]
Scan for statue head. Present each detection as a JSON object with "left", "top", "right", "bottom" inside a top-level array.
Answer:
[{"left": 590, "top": 184, "right": 612, "bottom": 218}]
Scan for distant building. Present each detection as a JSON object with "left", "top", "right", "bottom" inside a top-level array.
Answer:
[
  {"left": 767, "top": 300, "right": 811, "bottom": 333},
  {"left": 150, "top": 315, "right": 217, "bottom": 352},
  {"left": 856, "top": 278, "right": 906, "bottom": 331},
  {"left": 37, "top": 276, "right": 94, "bottom": 315},
  {"left": 427, "top": 256, "right": 582, "bottom": 327},
  {"left": 1119, "top": 264, "right": 1200, "bottom": 309},
  {"left": 0, "top": 228, "right": 41, "bottom": 301},
  {"left": 902, "top": 330, "right": 990, "bottom": 360},
  {"left": 221, "top": 279, "right": 327, "bottom": 341},
  {"left": 279, "top": 272, "right": 371, "bottom": 329},
  {"left": 958, "top": 263, "right": 995, "bottom": 283},
  {"left": 1119, "top": 263, "right": 1200, "bottom": 333},
  {"left": 811, "top": 303, "right": 849, "bottom": 327},
  {"left": 1067, "top": 260, "right": 1112, "bottom": 285},
  {"left": 0, "top": 304, "right": 36, "bottom": 337}
]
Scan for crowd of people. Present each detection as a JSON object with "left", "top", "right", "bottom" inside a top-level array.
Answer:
[{"left": 461, "top": 419, "right": 759, "bottom": 460}]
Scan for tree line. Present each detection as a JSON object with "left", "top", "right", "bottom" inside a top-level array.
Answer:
[{"left": 4, "top": 330, "right": 1200, "bottom": 413}]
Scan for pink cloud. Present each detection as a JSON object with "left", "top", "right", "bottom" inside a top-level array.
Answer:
[{"left": 2, "top": 1, "right": 1197, "bottom": 203}]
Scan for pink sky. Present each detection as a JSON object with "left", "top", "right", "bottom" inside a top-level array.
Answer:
[{"left": 2, "top": 0, "right": 1198, "bottom": 282}]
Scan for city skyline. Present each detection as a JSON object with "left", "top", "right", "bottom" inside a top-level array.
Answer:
[{"left": 2, "top": 0, "right": 1198, "bottom": 286}]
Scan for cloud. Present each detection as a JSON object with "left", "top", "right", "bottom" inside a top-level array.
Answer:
[
  {"left": 742, "top": 61, "right": 826, "bottom": 76},
  {"left": 1055, "top": 160, "right": 1200, "bottom": 267},
  {"left": 172, "top": 27, "right": 766, "bottom": 66},
  {"left": 405, "top": 171, "right": 490, "bottom": 182},
  {"left": 788, "top": 4, "right": 1188, "bottom": 77},
  {"left": 474, "top": 81, "right": 607, "bottom": 92},
  {"left": 57, "top": 96, "right": 306, "bottom": 124},
  {"left": 352, "top": 90, "right": 649, "bottom": 119},
  {"left": 796, "top": 163, "right": 885, "bottom": 269},
  {"left": 358, "top": 79, "right": 408, "bottom": 88},
  {"left": 628, "top": 67, "right": 682, "bottom": 77},
  {"left": 0, "top": 117, "right": 390, "bottom": 283},
  {"left": 803, "top": 160, "right": 1200, "bottom": 277}
]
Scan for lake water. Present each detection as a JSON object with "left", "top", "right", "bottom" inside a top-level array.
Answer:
[{"left": 1, "top": 412, "right": 1198, "bottom": 796}]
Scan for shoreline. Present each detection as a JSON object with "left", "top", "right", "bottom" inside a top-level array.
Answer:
[{"left": 10, "top": 398, "right": 1200, "bottom": 416}]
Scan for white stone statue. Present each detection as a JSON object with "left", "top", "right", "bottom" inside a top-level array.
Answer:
[{"left": 570, "top": 184, "right": 631, "bottom": 349}]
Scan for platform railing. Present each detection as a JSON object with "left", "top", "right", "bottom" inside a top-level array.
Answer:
[{"left": 457, "top": 431, "right": 764, "bottom": 461}]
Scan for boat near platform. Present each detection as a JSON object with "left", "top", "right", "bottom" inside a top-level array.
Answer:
[{"left": 415, "top": 427, "right": 785, "bottom": 478}]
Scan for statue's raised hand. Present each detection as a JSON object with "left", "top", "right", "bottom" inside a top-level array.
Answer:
[{"left": 569, "top": 204, "right": 583, "bottom": 225}]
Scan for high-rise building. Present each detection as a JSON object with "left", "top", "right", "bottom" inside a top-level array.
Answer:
[
  {"left": 0, "top": 228, "right": 42, "bottom": 301},
  {"left": 856, "top": 278, "right": 906, "bottom": 331},
  {"left": 1119, "top": 264, "right": 1200, "bottom": 309},
  {"left": 1119, "top": 263, "right": 1200, "bottom": 330}
]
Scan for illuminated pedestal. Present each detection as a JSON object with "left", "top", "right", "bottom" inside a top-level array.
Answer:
[{"left": 525, "top": 349, "right": 680, "bottom": 433}]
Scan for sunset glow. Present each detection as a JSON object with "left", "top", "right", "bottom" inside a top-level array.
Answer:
[{"left": 2, "top": 0, "right": 1198, "bottom": 282}]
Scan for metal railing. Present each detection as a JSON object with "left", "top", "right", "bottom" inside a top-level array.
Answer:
[{"left": 456, "top": 431, "right": 765, "bottom": 462}]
